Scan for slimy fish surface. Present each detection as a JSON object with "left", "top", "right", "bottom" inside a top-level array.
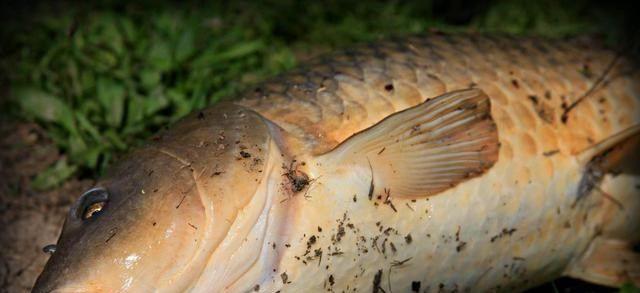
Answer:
[{"left": 34, "top": 34, "right": 640, "bottom": 292}]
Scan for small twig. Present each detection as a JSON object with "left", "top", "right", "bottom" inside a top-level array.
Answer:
[
  {"left": 387, "top": 257, "right": 412, "bottom": 293},
  {"left": 391, "top": 257, "right": 412, "bottom": 267},
  {"left": 594, "top": 186, "right": 624, "bottom": 210},
  {"left": 561, "top": 53, "right": 622, "bottom": 123},
  {"left": 367, "top": 158, "right": 375, "bottom": 200},
  {"left": 175, "top": 194, "right": 187, "bottom": 209}
]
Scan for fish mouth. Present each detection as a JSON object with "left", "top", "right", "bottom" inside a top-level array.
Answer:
[
  {"left": 32, "top": 271, "right": 108, "bottom": 293},
  {"left": 48, "top": 288, "right": 94, "bottom": 293},
  {"left": 36, "top": 279, "right": 158, "bottom": 293},
  {"left": 35, "top": 284, "right": 100, "bottom": 293}
]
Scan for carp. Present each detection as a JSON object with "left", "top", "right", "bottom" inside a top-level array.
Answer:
[{"left": 33, "top": 34, "right": 640, "bottom": 292}]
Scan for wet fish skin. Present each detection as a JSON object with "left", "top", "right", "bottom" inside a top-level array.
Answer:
[
  {"left": 240, "top": 34, "right": 639, "bottom": 158},
  {"left": 236, "top": 34, "right": 640, "bottom": 291},
  {"left": 32, "top": 104, "right": 279, "bottom": 292},
  {"left": 32, "top": 34, "right": 640, "bottom": 292}
]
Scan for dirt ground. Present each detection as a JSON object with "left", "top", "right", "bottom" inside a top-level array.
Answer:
[{"left": 0, "top": 121, "right": 92, "bottom": 292}]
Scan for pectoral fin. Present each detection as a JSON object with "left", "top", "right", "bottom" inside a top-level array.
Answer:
[
  {"left": 320, "top": 88, "right": 500, "bottom": 199},
  {"left": 575, "top": 125, "right": 640, "bottom": 202},
  {"left": 577, "top": 124, "right": 640, "bottom": 172},
  {"left": 565, "top": 237, "right": 640, "bottom": 287},
  {"left": 568, "top": 126, "right": 640, "bottom": 287}
]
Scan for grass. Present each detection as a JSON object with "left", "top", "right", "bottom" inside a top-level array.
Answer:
[
  {"left": 621, "top": 283, "right": 640, "bottom": 293},
  {"left": 0, "top": 0, "right": 632, "bottom": 189}
]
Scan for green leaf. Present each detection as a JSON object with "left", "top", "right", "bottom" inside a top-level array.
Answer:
[
  {"left": 174, "top": 27, "right": 196, "bottom": 64},
  {"left": 31, "top": 158, "right": 78, "bottom": 190},
  {"left": 144, "top": 88, "right": 170, "bottom": 116},
  {"left": 79, "top": 69, "right": 96, "bottom": 92},
  {"left": 166, "top": 88, "right": 191, "bottom": 119},
  {"left": 191, "top": 40, "right": 265, "bottom": 68},
  {"left": 91, "top": 48, "right": 119, "bottom": 71},
  {"left": 620, "top": 283, "right": 640, "bottom": 293},
  {"left": 139, "top": 68, "right": 161, "bottom": 90},
  {"left": 82, "top": 146, "right": 102, "bottom": 169},
  {"left": 68, "top": 134, "right": 88, "bottom": 163},
  {"left": 96, "top": 15, "right": 125, "bottom": 55},
  {"left": 96, "top": 77, "right": 126, "bottom": 128},
  {"left": 125, "top": 93, "right": 146, "bottom": 127},
  {"left": 266, "top": 47, "right": 296, "bottom": 71},
  {"left": 147, "top": 40, "right": 173, "bottom": 71},
  {"left": 14, "top": 87, "right": 77, "bottom": 134},
  {"left": 75, "top": 112, "right": 102, "bottom": 142},
  {"left": 66, "top": 59, "right": 82, "bottom": 99},
  {"left": 117, "top": 17, "right": 137, "bottom": 42},
  {"left": 105, "top": 130, "right": 127, "bottom": 150}
]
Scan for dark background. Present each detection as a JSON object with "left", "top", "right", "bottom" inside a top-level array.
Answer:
[{"left": 0, "top": 1, "right": 638, "bottom": 292}]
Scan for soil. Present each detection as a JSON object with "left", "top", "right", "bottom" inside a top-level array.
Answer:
[{"left": 0, "top": 121, "right": 92, "bottom": 292}]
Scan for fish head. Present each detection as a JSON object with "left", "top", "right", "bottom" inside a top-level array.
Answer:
[
  {"left": 33, "top": 103, "right": 281, "bottom": 292},
  {"left": 33, "top": 154, "right": 206, "bottom": 292}
]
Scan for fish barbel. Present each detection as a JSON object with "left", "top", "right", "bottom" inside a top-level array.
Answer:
[{"left": 33, "top": 34, "right": 640, "bottom": 292}]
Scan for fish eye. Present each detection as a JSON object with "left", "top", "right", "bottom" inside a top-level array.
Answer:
[
  {"left": 83, "top": 201, "right": 106, "bottom": 220},
  {"left": 76, "top": 187, "right": 109, "bottom": 220}
]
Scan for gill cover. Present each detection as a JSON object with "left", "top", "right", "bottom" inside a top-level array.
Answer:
[{"left": 33, "top": 103, "right": 273, "bottom": 292}]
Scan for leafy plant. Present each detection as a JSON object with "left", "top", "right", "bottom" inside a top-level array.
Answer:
[
  {"left": 620, "top": 283, "right": 640, "bottom": 293},
  {"left": 5, "top": 5, "right": 298, "bottom": 187}
]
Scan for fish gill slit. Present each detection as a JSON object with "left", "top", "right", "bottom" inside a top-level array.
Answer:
[
  {"left": 221, "top": 163, "right": 277, "bottom": 291},
  {"left": 151, "top": 146, "right": 217, "bottom": 288}
]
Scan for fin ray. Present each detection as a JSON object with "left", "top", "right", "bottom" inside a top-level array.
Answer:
[
  {"left": 565, "top": 237, "right": 640, "bottom": 287},
  {"left": 577, "top": 124, "right": 640, "bottom": 165},
  {"left": 320, "top": 88, "right": 500, "bottom": 199}
]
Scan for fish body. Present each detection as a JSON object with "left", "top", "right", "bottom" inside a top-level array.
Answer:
[{"left": 34, "top": 34, "right": 640, "bottom": 293}]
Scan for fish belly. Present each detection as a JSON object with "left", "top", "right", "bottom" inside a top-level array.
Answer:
[{"left": 255, "top": 155, "right": 631, "bottom": 292}]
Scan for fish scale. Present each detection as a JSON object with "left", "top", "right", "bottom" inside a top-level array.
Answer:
[
  {"left": 239, "top": 34, "right": 639, "bottom": 157},
  {"left": 232, "top": 34, "right": 640, "bottom": 292}
]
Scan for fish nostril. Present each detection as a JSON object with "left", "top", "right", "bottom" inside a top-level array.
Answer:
[{"left": 42, "top": 244, "right": 57, "bottom": 254}]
